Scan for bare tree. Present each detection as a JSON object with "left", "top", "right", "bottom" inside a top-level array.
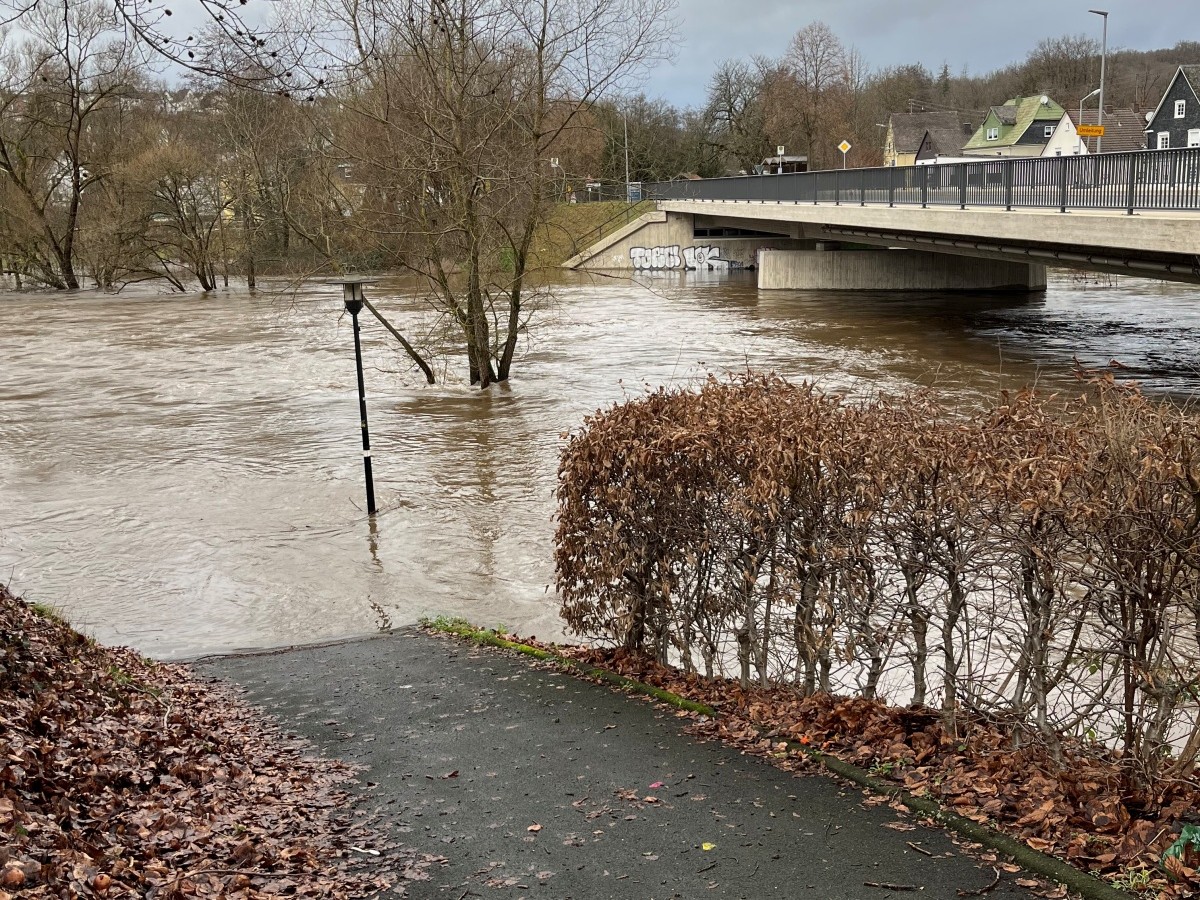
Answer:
[
  {"left": 756, "top": 21, "right": 864, "bottom": 170},
  {"left": 703, "top": 58, "right": 769, "bottom": 174},
  {"left": 0, "top": 0, "right": 134, "bottom": 288},
  {"left": 286, "top": 0, "right": 676, "bottom": 388}
]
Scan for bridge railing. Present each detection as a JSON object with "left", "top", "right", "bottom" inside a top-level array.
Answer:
[{"left": 645, "top": 147, "right": 1200, "bottom": 214}]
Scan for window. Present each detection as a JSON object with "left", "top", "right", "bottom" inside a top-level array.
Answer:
[
  {"left": 986, "top": 126, "right": 999, "bottom": 141},
  {"left": 1158, "top": 131, "right": 1171, "bottom": 149},
  {"left": 1189, "top": 128, "right": 1200, "bottom": 147},
  {"left": 1044, "top": 125, "right": 1055, "bottom": 138},
  {"left": 1175, "top": 99, "right": 1187, "bottom": 118}
]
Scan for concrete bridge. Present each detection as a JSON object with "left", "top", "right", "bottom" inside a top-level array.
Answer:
[{"left": 565, "top": 148, "right": 1200, "bottom": 290}]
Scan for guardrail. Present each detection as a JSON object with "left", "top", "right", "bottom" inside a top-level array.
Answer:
[{"left": 645, "top": 148, "right": 1200, "bottom": 214}]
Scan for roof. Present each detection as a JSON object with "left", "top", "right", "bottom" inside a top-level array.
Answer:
[
  {"left": 963, "top": 96, "right": 1066, "bottom": 150},
  {"left": 990, "top": 105, "right": 1018, "bottom": 126},
  {"left": 1146, "top": 66, "right": 1200, "bottom": 127},
  {"left": 1076, "top": 108, "right": 1147, "bottom": 153},
  {"left": 888, "top": 111, "right": 963, "bottom": 154},
  {"left": 1182, "top": 65, "right": 1200, "bottom": 94},
  {"left": 923, "top": 121, "right": 972, "bottom": 156}
]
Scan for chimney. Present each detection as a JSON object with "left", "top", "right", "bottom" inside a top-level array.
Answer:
[{"left": 961, "top": 122, "right": 973, "bottom": 135}]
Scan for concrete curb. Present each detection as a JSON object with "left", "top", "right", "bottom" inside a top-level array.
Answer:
[{"left": 424, "top": 620, "right": 1135, "bottom": 900}]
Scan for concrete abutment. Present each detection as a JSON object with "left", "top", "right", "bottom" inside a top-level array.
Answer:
[{"left": 757, "top": 248, "right": 1047, "bottom": 292}]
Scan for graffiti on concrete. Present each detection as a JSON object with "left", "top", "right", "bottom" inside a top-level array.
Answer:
[
  {"left": 630, "top": 245, "right": 681, "bottom": 269},
  {"left": 684, "top": 246, "right": 736, "bottom": 270},
  {"left": 630, "top": 244, "right": 742, "bottom": 271}
]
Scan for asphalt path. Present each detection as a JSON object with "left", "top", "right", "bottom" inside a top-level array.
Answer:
[{"left": 195, "top": 629, "right": 1041, "bottom": 900}]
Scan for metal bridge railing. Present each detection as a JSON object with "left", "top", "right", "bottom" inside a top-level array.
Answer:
[{"left": 645, "top": 148, "right": 1200, "bottom": 214}]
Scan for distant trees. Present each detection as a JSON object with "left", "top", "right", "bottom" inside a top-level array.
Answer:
[{"left": 0, "top": 0, "right": 135, "bottom": 288}]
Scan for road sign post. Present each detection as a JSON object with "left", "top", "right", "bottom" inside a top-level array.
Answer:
[{"left": 838, "top": 139, "right": 852, "bottom": 169}]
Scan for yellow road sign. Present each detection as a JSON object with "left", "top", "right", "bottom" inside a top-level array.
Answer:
[
  {"left": 838, "top": 140, "right": 852, "bottom": 153},
  {"left": 1077, "top": 124, "right": 1105, "bottom": 137}
]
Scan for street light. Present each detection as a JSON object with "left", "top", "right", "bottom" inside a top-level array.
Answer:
[
  {"left": 1079, "top": 87, "right": 1101, "bottom": 154},
  {"left": 1089, "top": 9, "right": 1108, "bottom": 154},
  {"left": 329, "top": 277, "right": 379, "bottom": 515}
]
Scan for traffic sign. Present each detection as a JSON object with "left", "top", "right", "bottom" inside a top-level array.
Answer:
[
  {"left": 1077, "top": 124, "right": 1105, "bottom": 137},
  {"left": 838, "top": 140, "right": 852, "bottom": 154}
]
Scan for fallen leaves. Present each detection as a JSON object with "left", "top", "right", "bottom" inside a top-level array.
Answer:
[{"left": 0, "top": 587, "right": 433, "bottom": 898}]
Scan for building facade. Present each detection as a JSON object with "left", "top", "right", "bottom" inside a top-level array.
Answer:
[{"left": 1144, "top": 66, "right": 1200, "bottom": 150}]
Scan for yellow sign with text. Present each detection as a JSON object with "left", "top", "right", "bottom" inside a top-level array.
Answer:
[{"left": 1077, "top": 124, "right": 1105, "bottom": 137}]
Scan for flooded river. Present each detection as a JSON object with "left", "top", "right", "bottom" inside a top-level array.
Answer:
[{"left": 2, "top": 270, "right": 1199, "bottom": 659}]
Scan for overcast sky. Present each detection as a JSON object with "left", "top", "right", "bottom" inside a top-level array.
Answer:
[{"left": 650, "top": 0, "right": 1193, "bottom": 108}]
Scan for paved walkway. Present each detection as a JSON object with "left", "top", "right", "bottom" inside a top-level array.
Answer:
[{"left": 196, "top": 630, "right": 1039, "bottom": 900}]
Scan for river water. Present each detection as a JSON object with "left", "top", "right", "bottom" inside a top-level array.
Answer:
[{"left": 2, "top": 270, "right": 1199, "bottom": 659}]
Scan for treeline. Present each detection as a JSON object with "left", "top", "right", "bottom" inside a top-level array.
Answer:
[
  {"left": 3, "top": 3, "right": 1199, "bottom": 294},
  {"left": 555, "top": 373, "right": 1200, "bottom": 795},
  {"left": 598, "top": 28, "right": 1200, "bottom": 180}
]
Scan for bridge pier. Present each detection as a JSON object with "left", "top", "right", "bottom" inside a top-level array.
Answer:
[{"left": 757, "top": 247, "right": 1046, "bottom": 292}]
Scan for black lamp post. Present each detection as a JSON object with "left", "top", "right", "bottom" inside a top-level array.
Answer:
[{"left": 330, "top": 277, "right": 379, "bottom": 515}]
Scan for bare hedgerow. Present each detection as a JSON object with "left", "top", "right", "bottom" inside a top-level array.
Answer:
[{"left": 554, "top": 372, "right": 1200, "bottom": 799}]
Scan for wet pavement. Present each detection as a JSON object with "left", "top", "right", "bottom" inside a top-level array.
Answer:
[{"left": 195, "top": 629, "right": 1040, "bottom": 899}]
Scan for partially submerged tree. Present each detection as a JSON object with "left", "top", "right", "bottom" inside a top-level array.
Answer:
[{"left": 296, "top": 0, "right": 675, "bottom": 387}]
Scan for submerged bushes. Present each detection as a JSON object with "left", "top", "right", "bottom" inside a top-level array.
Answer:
[{"left": 554, "top": 372, "right": 1200, "bottom": 796}]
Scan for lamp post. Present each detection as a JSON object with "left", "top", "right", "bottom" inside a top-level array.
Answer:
[
  {"left": 1089, "top": 9, "right": 1108, "bottom": 154},
  {"left": 1079, "top": 87, "right": 1101, "bottom": 154},
  {"left": 330, "top": 277, "right": 379, "bottom": 515}
]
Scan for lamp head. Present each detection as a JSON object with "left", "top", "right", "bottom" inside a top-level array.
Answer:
[
  {"left": 327, "top": 277, "right": 379, "bottom": 314},
  {"left": 1088, "top": 8, "right": 1108, "bottom": 16}
]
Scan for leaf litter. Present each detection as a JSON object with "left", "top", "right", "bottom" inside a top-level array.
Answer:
[{"left": 0, "top": 586, "right": 444, "bottom": 898}]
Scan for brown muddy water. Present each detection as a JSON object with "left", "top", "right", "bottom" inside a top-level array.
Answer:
[{"left": 2, "top": 270, "right": 1199, "bottom": 659}]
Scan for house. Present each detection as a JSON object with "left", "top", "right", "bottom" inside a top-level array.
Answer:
[
  {"left": 1144, "top": 66, "right": 1200, "bottom": 150},
  {"left": 913, "top": 120, "right": 975, "bottom": 163},
  {"left": 1074, "top": 108, "right": 1148, "bottom": 154},
  {"left": 961, "top": 96, "right": 1066, "bottom": 157},
  {"left": 1041, "top": 114, "right": 1084, "bottom": 157},
  {"left": 883, "top": 111, "right": 965, "bottom": 166}
]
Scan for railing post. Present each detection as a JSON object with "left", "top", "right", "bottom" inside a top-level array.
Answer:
[
  {"left": 860, "top": 168, "right": 866, "bottom": 206},
  {"left": 959, "top": 164, "right": 967, "bottom": 209},
  {"left": 834, "top": 171, "right": 840, "bottom": 206},
  {"left": 888, "top": 166, "right": 895, "bottom": 207},
  {"left": 1126, "top": 153, "right": 1137, "bottom": 215},
  {"left": 1004, "top": 162, "right": 1013, "bottom": 211},
  {"left": 1058, "top": 157, "right": 1068, "bottom": 213},
  {"left": 921, "top": 166, "right": 928, "bottom": 208}
]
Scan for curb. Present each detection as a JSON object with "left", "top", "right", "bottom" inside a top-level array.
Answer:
[{"left": 424, "top": 620, "right": 1135, "bottom": 900}]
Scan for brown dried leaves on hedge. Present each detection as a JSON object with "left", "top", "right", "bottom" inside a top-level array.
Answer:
[{"left": 0, "top": 587, "right": 429, "bottom": 898}]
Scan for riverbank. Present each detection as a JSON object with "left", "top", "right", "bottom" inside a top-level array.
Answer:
[{"left": 0, "top": 586, "right": 430, "bottom": 897}]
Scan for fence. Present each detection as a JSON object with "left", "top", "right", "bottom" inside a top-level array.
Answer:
[{"left": 644, "top": 147, "right": 1200, "bottom": 214}]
